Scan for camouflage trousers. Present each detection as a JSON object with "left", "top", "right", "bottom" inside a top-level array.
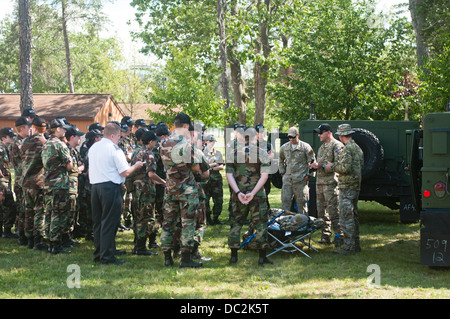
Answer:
[
  {"left": 194, "top": 191, "right": 207, "bottom": 246},
  {"left": 77, "top": 188, "right": 93, "bottom": 237},
  {"left": 68, "top": 193, "right": 78, "bottom": 234},
  {"left": 134, "top": 188, "right": 158, "bottom": 240},
  {"left": 160, "top": 194, "right": 199, "bottom": 254},
  {"left": 204, "top": 177, "right": 223, "bottom": 220},
  {"left": 14, "top": 185, "right": 25, "bottom": 234},
  {"left": 0, "top": 187, "right": 16, "bottom": 230},
  {"left": 44, "top": 189, "right": 71, "bottom": 243},
  {"left": 228, "top": 191, "right": 269, "bottom": 250},
  {"left": 316, "top": 183, "right": 341, "bottom": 240},
  {"left": 155, "top": 184, "right": 165, "bottom": 226},
  {"left": 338, "top": 187, "right": 360, "bottom": 252},
  {"left": 23, "top": 188, "right": 45, "bottom": 238},
  {"left": 281, "top": 176, "right": 309, "bottom": 215}
]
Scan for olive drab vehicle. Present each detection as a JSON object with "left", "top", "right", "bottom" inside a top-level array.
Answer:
[
  {"left": 271, "top": 119, "right": 420, "bottom": 223},
  {"left": 407, "top": 111, "right": 450, "bottom": 267}
]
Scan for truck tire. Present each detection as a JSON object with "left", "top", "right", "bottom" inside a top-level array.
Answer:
[{"left": 352, "top": 128, "right": 384, "bottom": 180}]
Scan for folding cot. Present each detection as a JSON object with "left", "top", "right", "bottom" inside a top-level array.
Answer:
[
  {"left": 240, "top": 209, "right": 324, "bottom": 258},
  {"left": 266, "top": 209, "right": 324, "bottom": 258}
]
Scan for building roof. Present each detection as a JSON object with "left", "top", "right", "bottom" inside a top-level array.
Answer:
[
  {"left": 0, "top": 93, "right": 124, "bottom": 120},
  {"left": 120, "top": 103, "right": 182, "bottom": 122}
]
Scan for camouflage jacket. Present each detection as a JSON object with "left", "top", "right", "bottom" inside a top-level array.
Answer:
[
  {"left": 203, "top": 147, "right": 223, "bottom": 182},
  {"left": 226, "top": 142, "right": 271, "bottom": 194},
  {"left": 160, "top": 132, "right": 198, "bottom": 201},
  {"left": 42, "top": 136, "right": 72, "bottom": 190},
  {"left": 9, "top": 135, "right": 25, "bottom": 188},
  {"left": 279, "top": 140, "right": 315, "bottom": 182},
  {"left": 152, "top": 141, "right": 166, "bottom": 179},
  {"left": 0, "top": 141, "right": 11, "bottom": 189},
  {"left": 334, "top": 139, "right": 364, "bottom": 190},
  {"left": 131, "top": 145, "right": 157, "bottom": 195},
  {"left": 67, "top": 146, "right": 81, "bottom": 194},
  {"left": 316, "top": 137, "right": 344, "bottom": 185},
  {"left": 119, "top": 135, "right": 134, "bottom": 162},
  {"left": 19, "top": 133, "right": 46, "bottom": 189}
]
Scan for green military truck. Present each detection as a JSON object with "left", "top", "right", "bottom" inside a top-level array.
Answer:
[
  {"left": 271, "top": 119, "right": 421, "bottom": 223},
  {"left": 407, "top": 112, "right": 450, "bottom": 267}
]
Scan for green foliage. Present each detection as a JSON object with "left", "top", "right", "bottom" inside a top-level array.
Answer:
[
  {"left": 146, "top": 46, "right": 228, "bottom": 127},
  {"left": 269, "top": 0, "right": 418, "bottom": 122},
  {"left": 419, "top": 45, "right": 450, "bottom": 112}
]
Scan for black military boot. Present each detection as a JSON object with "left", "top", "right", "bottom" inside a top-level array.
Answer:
[
  {"left": 27, "top": 236, "right": 34, "bottom": 249},
  {"left": 258, "top": 249, "right": 273, "bottom": 266},
  {"left": 50, "top": 239, "right": 71, "bottom": 254},
  {"left": 2, "top": 227, "right": 18, "bottom": 239},
  {"left": 147, "top": 233, "right": 160, "bottom": 249},
  {"left": 133, "top": 238, "right": 158, "bottom": 256},
  {"left": 229, "top": 248, "right": 238, "bottom": 264},
  {"left": 18, "top": 231, "right": 28, "bottom": 246},
  {"left": 191, "top": 244, "right": 211, "bottom": 261},
  {"left": 179, "top": 251, "right": 203, "bottom": 268},
  {"left": 164, "top": 250, "right": 174, "bottom": 267},
  {"left": 33, "top": 235, "right": 49, "bottom": 251}
]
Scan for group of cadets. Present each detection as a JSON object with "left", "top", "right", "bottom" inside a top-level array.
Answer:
[
  {"left": 0, "top": 109, "right": 363, "bottom": 265},
  {"left": 0, "top": 110, "right": 228, "bottom": 263}
]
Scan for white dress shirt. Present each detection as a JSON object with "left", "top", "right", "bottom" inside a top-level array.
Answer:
[{"left": 88, "top": 138, "right": 130, "bottom": 185}]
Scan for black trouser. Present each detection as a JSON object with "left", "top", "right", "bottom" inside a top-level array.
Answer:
[{"left": 91, "top": 182, "right": 123, "bottom": 262}]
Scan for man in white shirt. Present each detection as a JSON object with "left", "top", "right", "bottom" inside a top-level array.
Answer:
[{"left": 89, "top": 122, "right": 144, "bottom": 265}]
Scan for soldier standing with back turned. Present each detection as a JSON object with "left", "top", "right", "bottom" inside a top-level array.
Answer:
[{"left": 327, "top": 124, "right": 364, "bottom": 255}]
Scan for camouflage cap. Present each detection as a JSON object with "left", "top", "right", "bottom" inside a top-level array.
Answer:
[
  {"left": 205, "top": 134, "right": 216, "bottom": 142},
  {"left": 287, "top": 127, "right": 299, "bottom": 138},
  {"left": 335, "top": 123, "right": 355, "bottom": 136}
]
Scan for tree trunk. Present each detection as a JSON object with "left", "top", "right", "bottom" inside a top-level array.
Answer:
[
  {"left": 18, "top": 0, "right": 33, "bottom": 112},
  {"left": 217, "top": 0, "right": 230, "bottom": 117},
  {"left": 228, "top": 0, "right": 247, "bottom": 124},
  {"left": 253, "top": 0, "right": 271, "bottom": 126},
  {"left": 62, "top": 0, "right": 74, "bottom": 93},
  {"left": 409, "top": 0, "right": 429, "bottom": 71}
]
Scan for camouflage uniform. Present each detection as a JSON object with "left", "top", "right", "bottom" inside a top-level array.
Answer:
[
  {"left": 119, "top": 134, "right": 135, "bottom": 227},
  {"left": 152, "top": 142, "right": 166, "bottom": 226},
  {"left": 131, "top": 144, "right": 158, "bottom": 254},
  {"left": 226, "top": 142, "right": 271, "bottom": 250},
  {"left": 66, "top": 145, "right": 82, "bottom": 243},
  {"left": 159, "top": 132, "right": 199, "bottom": 255},
  {"left": 19, "top": 132, "right": 47, "bottom": 248},
  {"left": 279, "top": 136, "right": 315, "bottom": 214},
  {"left": 0, "top": 140, "right": 16, "bottom": 237},
  {"left": 333, "top": 124, "right": 364, "bottom": 254},
  {"left": 78, "top": 140, "right": 92, "bottom": 238},
  {"left": 192, "top": 146, "right": 210, "bottom": 249},
  {"left": 203, "top": 147, "right": 224, "bottom": 224},
  {"left": 315, "top": 136, "right": 344, "bottom": 242},
  {"left": 10, "top": 134, "right": 26, "bottom": 244},
  {"left": 42, "top": 135, "right": 73, "bottom": 251}
]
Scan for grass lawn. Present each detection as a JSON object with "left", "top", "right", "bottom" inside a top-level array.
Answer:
[{"left": 1, "top": 180, "right": 449, "bottom": 299}]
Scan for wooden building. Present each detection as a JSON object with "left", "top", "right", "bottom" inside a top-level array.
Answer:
[{"left": 0, "top": 93, "right": 125, "bottom": 132}]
